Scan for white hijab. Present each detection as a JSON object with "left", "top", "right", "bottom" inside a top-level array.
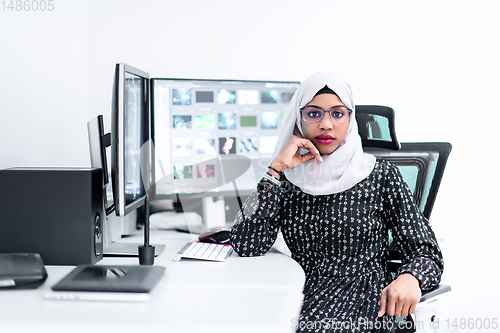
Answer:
[{"left": 271, "top": 72, "right": 376, "bottom": 195}]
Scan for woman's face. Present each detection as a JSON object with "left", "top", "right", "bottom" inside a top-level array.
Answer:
[{"left": 300, "top": 93, "right": 350, "bottom": 155}]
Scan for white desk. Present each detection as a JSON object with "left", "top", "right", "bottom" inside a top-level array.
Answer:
[{"left": 0, "top": 230, "right": 305, "bottom": 333}]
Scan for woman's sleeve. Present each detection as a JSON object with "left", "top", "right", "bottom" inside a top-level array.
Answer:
[
  {"left": 230, "top": 180, "right": 284, "bottom": 257},
  {"left": 382, "top": 163, "right": 444, "bottom": 291}
]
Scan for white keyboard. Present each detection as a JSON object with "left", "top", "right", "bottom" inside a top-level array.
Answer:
[{"left": 173, "top": 242, "right": 233, "bottom": 262}]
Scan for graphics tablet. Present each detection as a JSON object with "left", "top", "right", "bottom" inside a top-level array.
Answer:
[{"left": 51, "top": 265, "right": 165, "bottom": 293}]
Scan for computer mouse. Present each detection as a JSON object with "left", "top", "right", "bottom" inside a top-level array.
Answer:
[{"left": 198, "top": 227, "right": 232, "bottom": 244}]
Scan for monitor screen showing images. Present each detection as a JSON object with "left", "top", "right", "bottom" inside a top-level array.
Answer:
[{"left": 152, "top": 78, "right": 299, "bottom": 197}]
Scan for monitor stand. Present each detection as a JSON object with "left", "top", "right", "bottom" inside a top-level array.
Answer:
[
  {"left": 102, "top": 214, "right": 165, "bottom": 257},
  {"left": 104, "top": 242, "right": 165, "bottom": 257}
]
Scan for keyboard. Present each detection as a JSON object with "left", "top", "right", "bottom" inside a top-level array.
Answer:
[{"left": 173, "top": 241, "right": 233, "bottom": 262}]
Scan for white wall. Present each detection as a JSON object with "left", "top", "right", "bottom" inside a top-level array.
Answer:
[
  {"left": 2, "top": 1, "right": 499, "bottom": 330},
  {"left": 1, "top": 1, "right": 89, "bottom": 167}
]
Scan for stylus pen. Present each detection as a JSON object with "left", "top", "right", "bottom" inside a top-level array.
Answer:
[{"left": 144, "top": 196, "right": 150, "bottom": 246}]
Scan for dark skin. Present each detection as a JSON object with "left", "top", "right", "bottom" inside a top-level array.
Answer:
[{"left": 269, "top": 93, "right": 422, "bottom": 318}]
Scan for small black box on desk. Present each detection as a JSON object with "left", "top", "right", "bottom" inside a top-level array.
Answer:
[{"left": 0, "top": 167, "right": 104, "bottom": 265}]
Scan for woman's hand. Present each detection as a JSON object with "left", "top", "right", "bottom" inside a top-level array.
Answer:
[
  {"left": 269, "top": 135, "right": 323, "bottom": 177},
  {"left": 378, "top": 273, "right": 421, "bottom": 318}
]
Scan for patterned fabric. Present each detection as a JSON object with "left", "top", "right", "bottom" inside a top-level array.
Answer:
[{"left": 230, "top": 159, "right": 443, "bottom": 333}]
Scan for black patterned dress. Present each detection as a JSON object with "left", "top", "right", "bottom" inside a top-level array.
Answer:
[{"left": 230, "top": 159, "right": 443, "bottom": 332}]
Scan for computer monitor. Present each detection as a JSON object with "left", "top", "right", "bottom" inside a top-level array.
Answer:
[
  {"left": 150, "top": 78, "right": 299, "bottom": 205},
  {"left": 88, "top": 63, "right": 163, "bottom": 261},
  {"left": 111, "top": 63, "right": 152, "bottom": 217}
]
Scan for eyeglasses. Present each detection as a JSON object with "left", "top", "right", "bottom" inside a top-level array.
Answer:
[{"left": 300, "top": 108, "right": 352, "bottom": 123}]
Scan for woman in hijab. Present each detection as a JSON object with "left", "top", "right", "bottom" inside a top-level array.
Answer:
[{"left": 230, "top": 72, "right": 443, "bottom": 332}]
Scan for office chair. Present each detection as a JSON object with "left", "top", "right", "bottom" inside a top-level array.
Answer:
[{"left": 356, "top": 105, "right": 452, "bottom": 333}]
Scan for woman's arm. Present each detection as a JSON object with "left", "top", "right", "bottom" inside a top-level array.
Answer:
[
  {"left": 382, "top": 162, "right": 444, "bottom": 288},
  {"left": 378, "top": 162, "right": 444, "bottom": 317},
  {"left": 231, "top": 135, "right": 321, "bottom": 257},
  {"left": 230, "top": 180, "right": 284, "bottom": 257}
]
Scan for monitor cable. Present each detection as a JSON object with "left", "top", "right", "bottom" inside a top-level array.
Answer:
[{"left": 232, "top": 180, "right": 246, "bottom": 220}]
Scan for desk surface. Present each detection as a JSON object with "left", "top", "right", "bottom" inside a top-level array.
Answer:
[{"left": 0, "top": 230, "right": 305, "bottom": 333}]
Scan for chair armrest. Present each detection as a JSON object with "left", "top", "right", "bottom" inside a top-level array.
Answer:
[{"left": 419, "top": 284, "right": 451, "bottom": 302}]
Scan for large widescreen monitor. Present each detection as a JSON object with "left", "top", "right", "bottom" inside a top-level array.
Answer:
[
  {"left": 150, "top": 78, "right": 299, "bottom": 201},
  {"left": 111, "top": 63, "right": 152, "bottom": 217}
]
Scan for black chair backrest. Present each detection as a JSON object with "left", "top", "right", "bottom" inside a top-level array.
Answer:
[
  {"left": 356, "top": 105, "right": 452, "bottom": 220},
  {"left": 355, "top": 105, "right": 400, "bottom": 151},
  {"left": 364, "top": 143, "right": 452, "bottom": 220}
]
